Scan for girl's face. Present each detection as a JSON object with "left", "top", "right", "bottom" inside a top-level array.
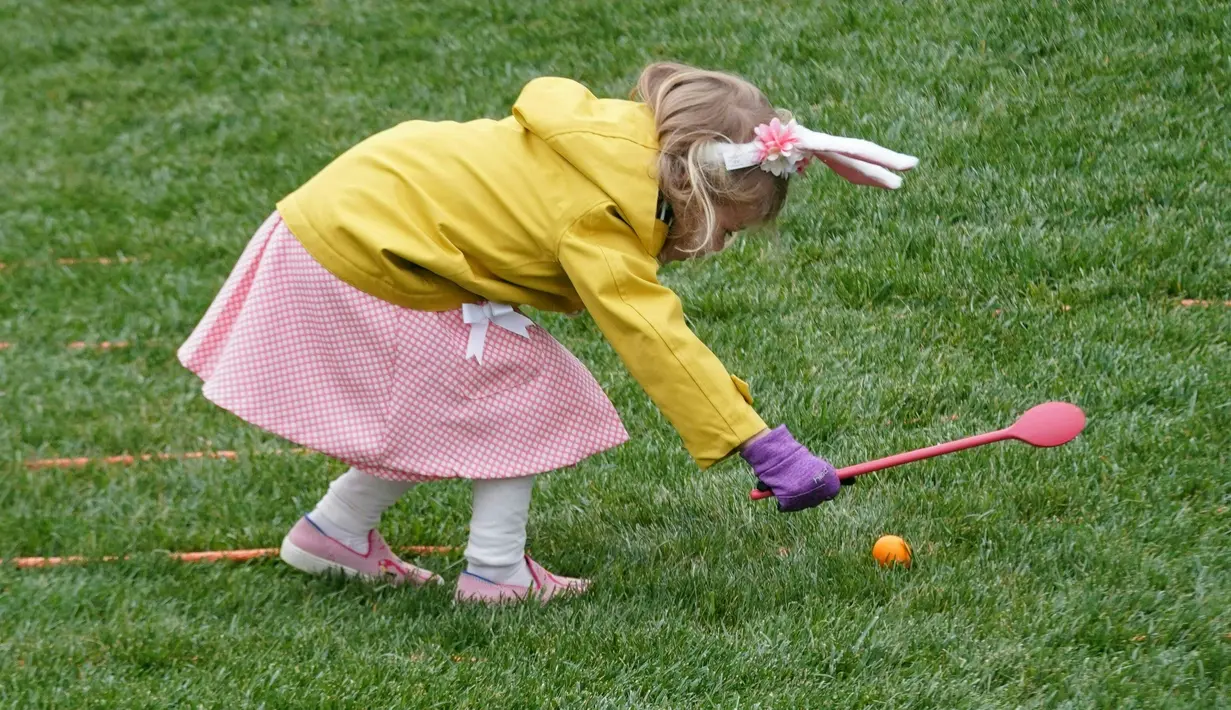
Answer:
[
  {"left": 660, "top": 202, "right": 762, "bottom": 264},
  {"left": 716, "top": 203, "right": 749, "bottom": 243}
]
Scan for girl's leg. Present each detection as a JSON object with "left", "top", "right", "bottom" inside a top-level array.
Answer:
[
  {"left": 281, "top": 467, "right": 440, "bottom": 586},
  {"left": 307, "top": 467, "right": 415, "bottom": 554},
  {"left": 456, "top": 475, "right": 589, "bottom": 604},
  {"left": 465, "top": 476, "right": 535, "bottom": 587}
]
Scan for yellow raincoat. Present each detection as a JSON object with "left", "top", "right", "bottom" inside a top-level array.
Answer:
[{"left": 277, "top": 78, "right": 766, "bottom": 467}]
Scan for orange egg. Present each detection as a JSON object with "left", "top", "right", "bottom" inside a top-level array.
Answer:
[{"left": 872, "top": 535, "right": 912, "bottom": 568}]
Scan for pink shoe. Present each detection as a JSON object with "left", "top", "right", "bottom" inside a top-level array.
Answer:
[
  {"left": 279, "top": 516, "right": 441, "bottom": 586},
  {"left": 454, "top": 555, "right": 590, "bottom": 605}
]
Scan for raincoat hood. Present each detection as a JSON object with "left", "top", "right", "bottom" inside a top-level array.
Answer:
[{"left": 513, "top": 78, "right": 664, "bottom": 255}]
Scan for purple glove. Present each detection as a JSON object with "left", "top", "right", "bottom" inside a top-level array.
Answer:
[{"left": 740, "top": 426, "right": 841, "bottom": 512}]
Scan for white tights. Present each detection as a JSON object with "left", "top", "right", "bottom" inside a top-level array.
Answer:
[{"left": 308, "top": 467, "right": 534, "bottom": 586}]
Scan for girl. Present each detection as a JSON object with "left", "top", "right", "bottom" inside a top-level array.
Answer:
[{"left": 179, "top": 62, "right": 917, "bottom": 604}]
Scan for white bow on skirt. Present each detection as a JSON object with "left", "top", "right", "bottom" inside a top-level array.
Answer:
[{"left": 461, "top": 302, "right": 534, "bottom": 364}]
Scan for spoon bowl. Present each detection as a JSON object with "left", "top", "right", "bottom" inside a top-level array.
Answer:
[{"left": 1007, "top": 402, "right": 1086, "bottom": 447}]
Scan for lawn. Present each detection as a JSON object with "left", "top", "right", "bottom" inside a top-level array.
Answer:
[{"left": 1, "top": 0, "right": 1228, "bottom": 707}]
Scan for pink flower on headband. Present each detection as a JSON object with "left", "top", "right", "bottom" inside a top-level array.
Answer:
[{"left": 753, "top": 118, "right": 805, "bottom": 177}]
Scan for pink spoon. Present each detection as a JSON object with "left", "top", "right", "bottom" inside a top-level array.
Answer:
[{"left": 750, "top": 402, "right": 1086, "bottom": 500}]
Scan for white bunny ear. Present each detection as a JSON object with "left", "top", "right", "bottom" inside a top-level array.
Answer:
[
  {"left": 817, "top": 152, "right": 904, "bottom": 190},
  {"left": 698, "top": 120, "right": 918, "bottom": 188},
  {"left": 796, "top": 126, "right": 919, "bottom": 173}
]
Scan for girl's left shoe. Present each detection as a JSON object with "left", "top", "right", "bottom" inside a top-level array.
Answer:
[
  {"left": 455, "top": 555, "right": 589, "bottom": 605},
  {"left": 279, "top": 517, "right": 442, "bottom": 586}
]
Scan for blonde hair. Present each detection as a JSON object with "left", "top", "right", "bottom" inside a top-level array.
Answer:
[{"left": 635, "top": 62, "right": 791, "bottom": 260}]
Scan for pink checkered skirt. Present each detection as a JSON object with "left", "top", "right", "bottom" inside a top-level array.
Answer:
[{"left": 178, "top": 213, "right": 628, "bottom": 481}]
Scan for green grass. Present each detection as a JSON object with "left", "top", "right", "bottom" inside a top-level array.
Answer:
[{"left": 1, "top": 0, "right": 1229, "bottom": 706}]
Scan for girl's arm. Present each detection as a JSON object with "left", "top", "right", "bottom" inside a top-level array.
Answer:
[
  {"left": 559, "top": 205, "right": 843, "bottom": 510},
  {"left": 558, "top": 205, "right": 766, "bottom": 468}
]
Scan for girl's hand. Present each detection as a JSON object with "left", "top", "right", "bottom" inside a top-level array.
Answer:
[{"left": 740, "top": 426, "right": 840, "bottom": 512}]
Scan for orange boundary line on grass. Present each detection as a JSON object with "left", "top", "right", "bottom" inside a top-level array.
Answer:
[
  {"left": 0, "top": 255, "right": 144, "bottom": 271},
  {"left": 4, "top": 545, "right": 456, "bottom": 569},
  {"left": 1179, "top": 299, "right": 1231, "bottom": 307},
  {"left": 55, "top": 256, "right": 142, "bottom": 266},
  {"left": 67, "top": 340, "right": 133, "bottom": 350},
  {"left": 24, "top": 448, "right": 313, "bottom": 470},
  {"left": 1, "top": 340, "right": 145, "bottom": 353}
]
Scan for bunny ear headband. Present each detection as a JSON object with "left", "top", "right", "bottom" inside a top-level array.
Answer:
[{"left": 705, "top": 118, "right": 919, "bottom": 189}]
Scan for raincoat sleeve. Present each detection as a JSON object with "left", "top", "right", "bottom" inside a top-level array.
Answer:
[{"left": 557, "top": 205, "right": 767, "bottom": 468}]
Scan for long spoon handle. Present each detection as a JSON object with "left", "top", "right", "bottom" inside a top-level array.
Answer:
[{"left": 749, "top": 428, "right": 1014, "bottom": 500}]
